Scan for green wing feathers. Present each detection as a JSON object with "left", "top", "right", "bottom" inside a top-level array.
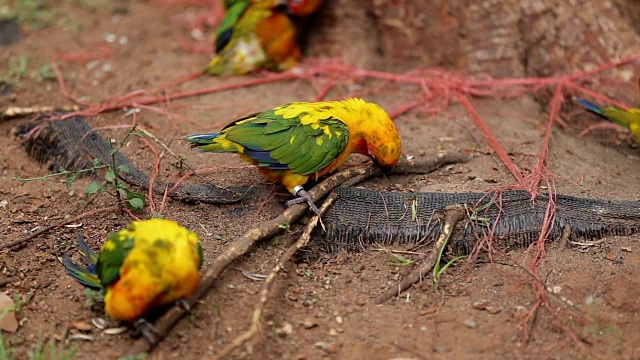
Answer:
[
  {"left": 259, "top": 116, "right": 349, "bottom": 175},
  {"left": 222, "top": 109, "right": 350, "bottom": 175},
  {"left": 96, "top": 232, "right": 134, "bottom": 289},
  {"left": 215, "top": 1, "right": 250, "bottom": 52},
  {"left": 187, "top": 107, "right": 350, "bottom": 175}
]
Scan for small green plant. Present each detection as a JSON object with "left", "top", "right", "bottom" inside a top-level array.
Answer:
[
  {"left": 12, "top": 293, "right": 28, "bottom": 313},
  {"left": 469, "top": 201, "right": 494, "bottom": 227},
  {"left": 14, "top": 125, "right": 146, "bottom": 211},
  {"left": 1, "top": 0, "right": 58, "bottom": 31},
  {"left": 33, "top": 63, "right": 55, "bottom": 82},
  {"left": 278, "top": 223, "right": 290, "bottom": 231},
  {"left": 27, "top": 335, "right": 76, "bottom": 360},
  {"left": 388, "top": 253, "right": 415, "bottom": 266},
  {"left": 0, "top": 55, "right": 28, "bottom": 84},
  {"left": 0, "top": 330, "right": 15, "bottom": 360},
  {"left": 432, "top": 234, "right": 466, "bottom": 290},
  {"left": 118, "top": 353, "right": 148, "bottom": 360}
]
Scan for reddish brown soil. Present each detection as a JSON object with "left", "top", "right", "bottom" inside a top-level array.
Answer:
[{"left": 2, "top": 1, "right": 640, "bottom": 359}]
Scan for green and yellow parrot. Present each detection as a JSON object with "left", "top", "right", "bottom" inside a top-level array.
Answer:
[
  {"left": 205, "top": 0, "right": 300, "bottom": 75},
  {"left": 62, "top": 219, "right": 203, "bottom": 343},
  {"left": 185, "top": 98, "right": 402, "bottom": 214},
  {"left": 574, "top": 97, "right": 640, "bottom": 143}
]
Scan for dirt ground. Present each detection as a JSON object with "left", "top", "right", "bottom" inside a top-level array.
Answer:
[{"left": 2, "top": 1, "right": 640, "bottom": 359}]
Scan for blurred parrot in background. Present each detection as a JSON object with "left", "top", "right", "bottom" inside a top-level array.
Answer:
[
  {"left": 205, "top": 0, "right": 300, "bottom": 75},
  {"left": 62, "top": 219, "right": 203, "bottom": 344},
  {"left": 185, "top": 98, "right": 402, "bottom": 214},
  {"left": 285, "top": 0, "right": 323, "bottom": 16},
  {"left": 574, "top": 97, "right": 640, "bottom": 143}
]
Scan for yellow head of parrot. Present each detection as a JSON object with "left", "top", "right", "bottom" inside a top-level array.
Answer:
[
  {"left": 357, "top": 102, "right": 402, "bottom": 167},
  {"left": 367, "top": 130, "right": 402, "bottom": 167}
]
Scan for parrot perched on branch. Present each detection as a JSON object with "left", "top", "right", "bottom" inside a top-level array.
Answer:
[
  {"left": 205, "top": 0, "right": 300, "bottom": 75},
  {"left": 62, "top": 219, "right": 203, "bottom": 344},
  {"left": 574, "top": 97, "right": 640, "bottom": 143},
  {"left": 185, "top": 98, "right": 402, "bottom": 214}
]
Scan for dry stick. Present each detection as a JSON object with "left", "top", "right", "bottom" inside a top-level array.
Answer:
[
  {"left": 0, "top": 206, "right": 120, "bottom": 251},
  {"left": 125, "top": 152, "right": 468, "bottom": 356},
  {"left": 1, "top": 105, "right": 81, "bottom": 118},
  {"left": 374, "top": 204, "right": 467, "bottom": 304},
  {"left": 214, "top": 194, "right": 337, "bottom": 359}
]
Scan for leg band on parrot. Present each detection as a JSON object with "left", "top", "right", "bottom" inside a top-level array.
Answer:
[
  {"left": 133, "top": 318, "right": 160, "bottom": 345},
  {"left": 287, "top": 186, "right": 322, "bottom": 215}
]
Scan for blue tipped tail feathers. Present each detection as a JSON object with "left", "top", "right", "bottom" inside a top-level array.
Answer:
[
  {"left": 573, "top": 97, "right": 604, "bottom": 115},
  {"left": 62, "top": 233, "right": 101, "bottom": 289},
  {"left": 185, "top": 132, "right": 220, "bottom": 146}
]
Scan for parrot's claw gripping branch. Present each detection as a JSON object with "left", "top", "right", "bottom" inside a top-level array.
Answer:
[
  {"left": 175, "top": 299, "right": 191, "bottom": 312},
  {"left": 134, "top": 318, "right": 161, "bottom": 345},
  {"left": 287, "top": 185, "right": 322, "bottom": 215}
]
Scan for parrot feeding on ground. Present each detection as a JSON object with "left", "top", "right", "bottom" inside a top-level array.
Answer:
[
  {"left": 205, "top": 0, "right": 300, "bottom": 75},
  {"left": 62, "top": 219, "right": 203, "bottom": 344},
  {"left": 574, "top": 97, "right": 640, "bottom": 143},
  {"left": 185, "top": 98, "right": 402, "bottom": 214}
]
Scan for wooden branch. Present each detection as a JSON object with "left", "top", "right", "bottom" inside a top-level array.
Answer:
[
  {"left": 374, "top": 204, "right": 467, "bottom": 304},
  {"left": 213, "top": 194, "right": 336, "bottom": 359},
  {"left": 1, "top": 105, "right": 80, "bottom": 119},
  {"left": 0, "top": 206, "right": 120, "bottom": 251}
]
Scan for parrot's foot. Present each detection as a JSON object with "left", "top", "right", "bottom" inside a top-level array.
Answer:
[
  {"left": 133, "top": 318, "right": 160, "bottom": 345},
  {"left": 286, "top": 186, "right": 321, "bottom": 216},
  {"left": 176, "top": 298, "right": 191, "bottom": 312}
]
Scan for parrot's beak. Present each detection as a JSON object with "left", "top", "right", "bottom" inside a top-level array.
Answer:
[
  {"left": 379, "top": 165, "right": 394, "bottom": 173},
  {"left": 368, "top": 150, "right": 377, "bottom": 163}
]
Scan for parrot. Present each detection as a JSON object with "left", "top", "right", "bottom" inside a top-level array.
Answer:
[
  {"left": 62, "top": 219, "right": 203, "bottom": 344},
  {"left": 205, "top": 0, "right": 300, "bottom": 75},
  {"left": 185, "top": 98, "right": 402, "bottom": 214},
  {"left": 574, "top": 97, "right": 640, "bottom": 143}
]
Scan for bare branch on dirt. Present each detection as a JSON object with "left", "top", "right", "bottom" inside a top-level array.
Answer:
[
  {"left": 374, "top": 204, "right": 467, "bottom": 304},
  {"left": 1, "top": 105, "right": 81, "bottom": 119},
  {"left": 0, "top": 206, "right": 120, "bottom": 251},
  {"left": 213, "top": 194, "right": 336, "bottom": 359},
  {"left": 124, "top": 151, "right": 468, "bottom": 356}
]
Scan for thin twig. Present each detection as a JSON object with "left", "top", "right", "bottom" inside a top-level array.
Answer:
[
  {"left": 214, "top": 194, "right": 336, "bottom": 359},
  {"left": 0, "top": 206, "right": 120, "bottom": 251},
  {"left": 374, "top": 205, "right": 467, "bottom": 304},
  {"left": 1, "top": 105, "right": 80, "bottom": 118}
]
